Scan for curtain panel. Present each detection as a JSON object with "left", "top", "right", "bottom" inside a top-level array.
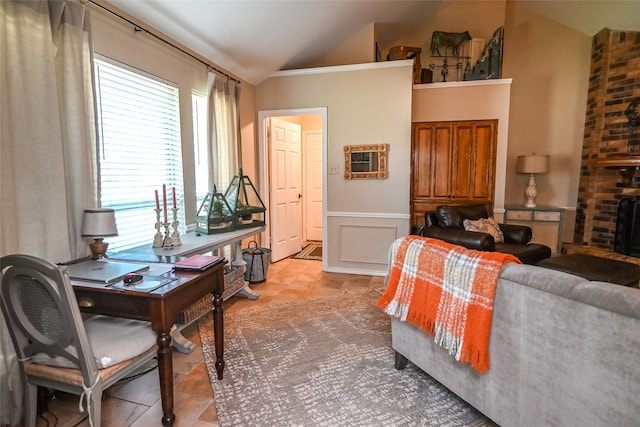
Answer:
[
  {"left": 1, "top": 0, "right": 97, "bottom": 263},
  {"left": 1, "top": 1, "right": 97, "bottom": 424},
  {"left": 207, "top": 71, "right": 240, "bottom": 192}
]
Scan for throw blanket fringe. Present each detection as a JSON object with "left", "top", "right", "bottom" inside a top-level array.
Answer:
[{"left": 377, "top": 236, "right": 520, "bottom": 373}]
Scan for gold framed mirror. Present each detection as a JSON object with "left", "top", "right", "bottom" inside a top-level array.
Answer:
[{"left": 344, "top": 144, "right": 389, "bottom": 179}]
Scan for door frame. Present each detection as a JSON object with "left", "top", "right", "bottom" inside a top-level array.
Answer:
[{"left": 258, "top": 107, "right": 328, "bottom": 269}]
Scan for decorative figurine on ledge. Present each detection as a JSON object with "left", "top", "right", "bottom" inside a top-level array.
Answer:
[
  {"left": 464, "top": 27, "right": 504, "bottom": 81},
  {"left": 430, "top": 30, "right": 471, "bottom": 57}
]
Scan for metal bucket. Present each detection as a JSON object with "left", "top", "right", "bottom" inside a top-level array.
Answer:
[{"left": 242, "top": 241, "right": 271, "bottom": 284}]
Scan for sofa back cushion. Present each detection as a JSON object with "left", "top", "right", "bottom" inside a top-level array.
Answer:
[{"left": 435, "top": 204, "right": 490, "bottom": 229}]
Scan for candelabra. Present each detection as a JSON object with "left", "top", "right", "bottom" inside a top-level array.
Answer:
[
  {"left": 170, "top": 207, "right": 182, "bottom": 246},
  {"left": 152, "top": 208, "right": 181, "bottom": 248},
  {"left": 152, "top": 208, "right": 164, "bottom": 248}
]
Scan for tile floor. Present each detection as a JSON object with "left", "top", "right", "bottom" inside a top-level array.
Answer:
[{"left": 29, "top": 256, "right": 384, "bottom": 427}]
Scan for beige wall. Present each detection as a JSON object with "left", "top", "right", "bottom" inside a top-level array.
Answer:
[
  {"left": 300, "top": 23, "right": 376, "bottom": 68},
  {"left": 502, "top": 1, "right": 591, "bottom": 241},
  {"left": 412, "top": 79, "right": 512, "bottom": 219},
  {"left": 90, "top": 4, "right": 257, "bottom": 229},
  {"left": 256, "top": 61, "right": 414, "bottom": 274}
]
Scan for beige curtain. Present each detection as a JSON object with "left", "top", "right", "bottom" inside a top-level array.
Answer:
[
  {"left": 0, "top": 1, "right": 97, "bottom": 424},
  {"left": 0, "top": 0, "right": 97, "bottom": 263},
  {"left": 207, "top": 71, "right": 240, "bottom": 192}
]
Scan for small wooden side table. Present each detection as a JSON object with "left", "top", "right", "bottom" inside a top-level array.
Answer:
[{"left": 504, "top": 205, "right": 564, "bottom": 254}]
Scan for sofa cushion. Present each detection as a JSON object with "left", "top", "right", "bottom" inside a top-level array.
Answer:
[
  {"left": 464, "top": 218, "right": 504, "bottom": 243},
  {"left": 495, "top": 242, "right": 551, "bottom": 265},
  {"left": 436, "top": 204, "right": 490, "bottom": 229}
]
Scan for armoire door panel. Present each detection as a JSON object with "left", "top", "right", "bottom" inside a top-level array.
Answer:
[
  {"left": 411, "top": 120, "right": 497, "bottom": 226},
  {"left": 412, "top": 126, "right": 435, "bottom": 199},
  {"left": 432, "top": 126, "right": 453, "bottom": 198},
  {"left": 452, "top": 125, "right": 473, "bottom": 199},
  {"left": 471, "top": 122, "right": 496, "bottom": 199}
]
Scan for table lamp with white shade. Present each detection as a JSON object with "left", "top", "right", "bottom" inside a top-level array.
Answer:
[
  {"left": 516, "top": 154, "right": 550, "bottom": 208},
  {"left": 81, "top": 208, "right": 118, "bottom": 259}
]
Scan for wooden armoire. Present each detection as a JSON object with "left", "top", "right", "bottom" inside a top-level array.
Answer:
[{"left": 411, "top": 120, "right": 498, "bottom": 226}]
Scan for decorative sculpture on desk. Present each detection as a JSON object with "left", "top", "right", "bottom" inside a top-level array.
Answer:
[
  {"left": 195, "top": 185, "right": 235, "bottom": 235},
  {"left": 171, "top": 207, "right": 182, "bottom": 246},
  {"left": 464, "top": 27, "right": 504, "bottom": 81},
  {"left": 153, "top": 208, "right": 164, "bottom": 248},
  {"left": 152, "top": 185, "right": 182, "bottom": 248},
  {"left": 224, "top": 168, "right": 267, "bottom": 229}
]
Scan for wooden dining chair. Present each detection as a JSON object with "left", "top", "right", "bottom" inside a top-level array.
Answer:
[{"left": 0, "top": 254, "right": 158, "bottom": 427}]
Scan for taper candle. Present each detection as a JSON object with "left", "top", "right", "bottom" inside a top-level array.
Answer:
[
  {"left": 172, "top": 187, "right": 177, "bottom": 209},
  {"left": 163, "top": 184, "right": 168, "bottom": 223},
  {"left": 155, "top": 190, "right": 160, "bottom": 210}
]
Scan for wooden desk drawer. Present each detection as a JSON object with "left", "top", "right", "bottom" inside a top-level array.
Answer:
[
  {"left": 533, "top": 211, "right": 561, "bottom": 221},
  {"left": 506, "top": 210, "right": 533, "bottom": 221}
]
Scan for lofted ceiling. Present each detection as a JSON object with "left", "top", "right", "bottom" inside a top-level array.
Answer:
[{"left": 104, "top": 0, "right": 640, "bottom": 85}]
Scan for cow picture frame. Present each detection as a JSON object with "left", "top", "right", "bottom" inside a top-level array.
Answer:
[{"left": 344, "top": 144, "right": 389, "bottom": 179}]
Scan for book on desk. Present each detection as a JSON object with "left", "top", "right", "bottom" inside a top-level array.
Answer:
[{"left": 173, "top": 254, "right": 223, "bottom": 271}]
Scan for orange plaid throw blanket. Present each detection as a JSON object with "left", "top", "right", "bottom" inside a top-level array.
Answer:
[{"left": 376, "top": 236, "right": 520, "bottom": 373}]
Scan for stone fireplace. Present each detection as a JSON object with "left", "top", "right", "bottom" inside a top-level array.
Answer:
[{"left": 574, "top": 28, "right": 640, "bottom": 259}]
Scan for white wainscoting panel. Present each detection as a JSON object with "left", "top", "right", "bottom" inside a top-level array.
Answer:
[
  {"left": 339, "top": 224, "right": 397, "bottom": 264},
  {"left": 326, "top": 213, "right": 409, "bottom": 275}
]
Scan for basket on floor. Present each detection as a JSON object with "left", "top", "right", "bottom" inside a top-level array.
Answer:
[{"left": 242, "top": 241, "right": 271, "bottom": 284}]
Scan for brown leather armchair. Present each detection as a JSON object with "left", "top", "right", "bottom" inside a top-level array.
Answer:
[{"left": 413, "top": 204, "right": 552, "bottom": 265}]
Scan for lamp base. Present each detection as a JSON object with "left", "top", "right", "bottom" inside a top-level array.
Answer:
[
  {"left": 89, "top": 238, "right": 109, "bottom": 260},
  {"left": 523, "top": 174, "right": 538, "bottom": 208}
]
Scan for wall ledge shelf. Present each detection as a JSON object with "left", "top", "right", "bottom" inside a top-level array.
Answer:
[
  {"left": 596, "top": 156, "right": 640, "bottom": 185},
  {"left": 413, "top": 78, "right": 512, "bottom": 90}
]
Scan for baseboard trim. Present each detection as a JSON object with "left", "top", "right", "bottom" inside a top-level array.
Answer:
[{"left": 324, "top": 266, "right": 386, "bottom": 277}]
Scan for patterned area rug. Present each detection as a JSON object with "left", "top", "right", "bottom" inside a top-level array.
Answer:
[
  {"left": 198, "top": 288, "right": 492, "bottom": 427},
  {"left": 293, "top": 243, "right": 322, "bottom": 260}
]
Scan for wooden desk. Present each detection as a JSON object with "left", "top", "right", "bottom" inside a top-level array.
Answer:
[
  {"left": 71, "top": 261, "right": 225, "bottom": 427},
  {"left": 112, "top": 226, "right": 265, "bottom": 300}
]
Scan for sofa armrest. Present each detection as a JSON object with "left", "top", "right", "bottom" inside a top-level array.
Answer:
[
  {"left": 421, "top": 227, "right": 496, "bottom": 251},
  {"left": 499, "top": 223, "right": 532, "bottom": 244}
]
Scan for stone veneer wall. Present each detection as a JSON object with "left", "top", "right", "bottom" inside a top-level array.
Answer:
[{"left": 575, "top": 28, "right": 640, "bottom": 249}]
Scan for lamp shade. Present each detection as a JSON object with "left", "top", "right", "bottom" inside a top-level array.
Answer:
[
  {"left": 81, "top": 208, "right": 118, "bottom": 238},
  {"left": 516, "top": 154, "right": 550, "bottom": 174}
]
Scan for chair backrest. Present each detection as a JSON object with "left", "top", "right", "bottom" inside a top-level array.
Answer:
[
  {"left": 434, "top": 204, "right": 491, "bottom": 229},
  {"left": 0, "top": 254, "right": 99, "bottom": 383}
]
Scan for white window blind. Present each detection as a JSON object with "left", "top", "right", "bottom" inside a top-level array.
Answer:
[{"left": 94, "top": 57, "right": 185, "bottom": 252}]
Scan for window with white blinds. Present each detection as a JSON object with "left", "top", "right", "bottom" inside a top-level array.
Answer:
[{"left": 94, "top": 57, "right": 185, "bottom": 252}]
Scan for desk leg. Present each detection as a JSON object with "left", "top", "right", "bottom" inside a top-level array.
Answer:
[
  {"left": 157, "top": 331, "right": 175, "bottom": 426},
  {"left": 212, "top": 291, "right": 225, "bottom": 380}
]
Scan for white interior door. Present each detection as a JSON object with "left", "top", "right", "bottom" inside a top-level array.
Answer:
[
  {"left": 269, "top": 118, "right": 303, "bottom": 262},
  {"left": 304, "top": 131, "right": 323, "bottom": 241}
]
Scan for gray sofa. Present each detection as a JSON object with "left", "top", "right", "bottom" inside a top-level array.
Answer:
[{"left": 391, "top": 262, "right": 640, "bottom": 427}]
